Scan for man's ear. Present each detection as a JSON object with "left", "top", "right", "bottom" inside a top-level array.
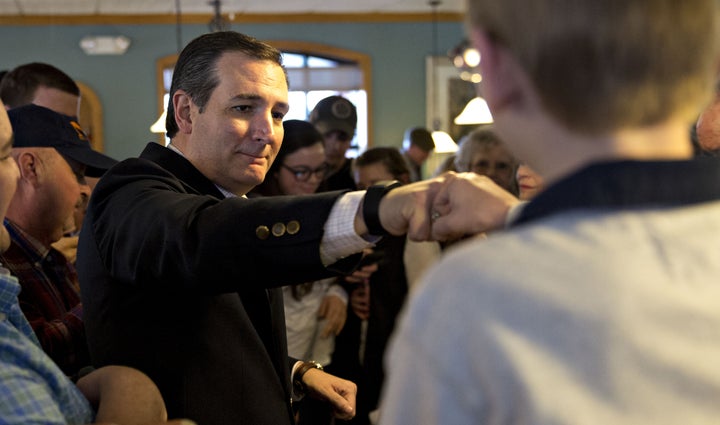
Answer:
[
  {"left": 471, "top": 28, "right": 527, "bottom": 116},
  {"left": 15, "top": 151, "right": 41, "bottom": 186},
  {"left": 172, "top": 90, "right": 194, "bottom": 134}
]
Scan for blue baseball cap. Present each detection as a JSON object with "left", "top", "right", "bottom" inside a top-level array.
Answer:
[{"left": 7, "top": 104, "right": 117, "bottom": 177}]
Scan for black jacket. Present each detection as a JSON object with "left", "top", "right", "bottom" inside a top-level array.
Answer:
[{"left": 78, "top": 142, "right": 353, "bottom": 425}]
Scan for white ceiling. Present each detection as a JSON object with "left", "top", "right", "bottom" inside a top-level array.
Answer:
[{"left": 0, "top": 0, "right": 465, "bottom": 16}]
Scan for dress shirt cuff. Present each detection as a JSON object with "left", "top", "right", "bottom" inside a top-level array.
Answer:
[
  {"left": 320, "top": 191, "right": 377, "bottom": 266},
  {"left": 291, "top": 360, "right": 305, "bottom": 400}
]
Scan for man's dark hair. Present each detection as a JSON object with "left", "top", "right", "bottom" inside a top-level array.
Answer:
[
  {"left": 403, "top": 127, "right": 435, "bottom": 152},
  {"left": 165, "top": 31, "right": 287, "bottom": 139},
  {"left": 355, "top": 147, "right": 410, "bottom": 181},
  {"left": 0, "top": 62, "right": 79, "bottom": 108}
]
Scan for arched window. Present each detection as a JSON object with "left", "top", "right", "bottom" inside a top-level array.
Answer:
[{"left": 155, "top": 42, "right": 371, "bottom": 154}]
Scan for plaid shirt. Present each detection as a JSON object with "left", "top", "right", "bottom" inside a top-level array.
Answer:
[
  {"left": 0, "top": 219, "right": 89, "bottom": 376},
  {"left": 0, "top": 265, "right": 93, "bottom": 424}
]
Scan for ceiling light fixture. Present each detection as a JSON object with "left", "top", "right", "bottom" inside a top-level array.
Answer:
[
  {"left": 449, "top": 39, "right": 481, "bottom": 83},
  {"left": 449, "top": 38, "right": 493, "bottom": 125},
  {"left": 79, "top": 35, "right": 131, "bottom": 55},
  {"left": 150, "top": 0, "right": 183, "bottom": 136},
  {"left": 208, "top": 0, "right": 229, "bottom": 32}
]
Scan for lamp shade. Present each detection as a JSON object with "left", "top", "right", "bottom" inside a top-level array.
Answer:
[
  {"left": 150, "top": 109, "right": 167, "bottom": 134},
  {"left": 431, "top": 130, "right": 458, "bottom": 153},
  {"left": 454, "top": 97, "right": 493, "bottom": 125}
]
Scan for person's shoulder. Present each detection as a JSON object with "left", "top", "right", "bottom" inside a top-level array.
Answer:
[
  {"left": 405, "top": 226, "right": 572, "bottom": 321},
  {"left": 0, "top": 269, "right": 20, "bottom": 304}
]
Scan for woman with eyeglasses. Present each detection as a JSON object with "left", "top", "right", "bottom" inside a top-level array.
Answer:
[
  {"left": 454, "top": 126, "right": 519, "bottom": 196},
  {"left": 250, "top": 119, "right": 346, "bottom": 425}
]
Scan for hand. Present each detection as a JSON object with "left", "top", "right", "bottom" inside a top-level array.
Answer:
[
  {"left": 375, "top": 172, "right": 518, "bottom": 241},
  {"left": 77, "top": 365, "right": 196, "bottom": 425},
  {"left": 374, "top": 177, "right": 444, "bottom": 240},
  {"left": 302, "top": 369, "right": 357, "bottom": 420},
  {"left": 344, "top": 262, "right": 378, "bottom": 284},
  {"left": 51, "top": 235, "right": 79, "bottom": 263},
  {"left": 430, "top": 172, "right": 520, "bottom": 241},
  {"left": 317, "top": 294, "right": 347, "bottom": 337},
  {"left": 349, "top": 284, "right": 370, "bottom": 320}
]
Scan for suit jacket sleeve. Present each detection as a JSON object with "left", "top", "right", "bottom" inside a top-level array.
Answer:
[{"left": 84, "top": 154, "right": 346, "bottom": 294}]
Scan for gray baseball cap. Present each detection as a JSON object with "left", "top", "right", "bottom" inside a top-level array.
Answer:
[{"left": 309, "top": 95, "right": 357, "bottom": 137}]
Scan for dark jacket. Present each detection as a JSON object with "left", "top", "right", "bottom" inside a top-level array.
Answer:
[{"left": 77, "top": 142, "right": 353, "bottom": 425}]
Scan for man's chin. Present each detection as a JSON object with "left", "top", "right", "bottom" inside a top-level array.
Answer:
[{"left": 227, "top": 172, "right": 266, "bottom": 196}]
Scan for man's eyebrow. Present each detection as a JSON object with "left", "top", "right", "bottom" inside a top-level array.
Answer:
[
  {"left": 231, "top": 93, "right": 262, "bottom": 101},
  {"left": 230, "top": 94, "right": 289, "bottom": 111}
]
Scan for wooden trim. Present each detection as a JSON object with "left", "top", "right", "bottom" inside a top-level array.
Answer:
[
  {"left": 76, "top": 82, "right": 104, "bottom": 153},
  {"left": 0, "top": 12, "right": 462, "bottom": 26}
]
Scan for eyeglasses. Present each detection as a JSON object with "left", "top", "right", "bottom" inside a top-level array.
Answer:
[
  {"left": 281, "top": 163, "right": 329, "bottom": 182},
  {"left": 471, "top": 160, "right": 513, "bottom": 175}
]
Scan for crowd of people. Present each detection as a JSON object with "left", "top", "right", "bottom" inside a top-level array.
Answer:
[{"left": 2, "top": 0, "right": 720, "bottom": 424}]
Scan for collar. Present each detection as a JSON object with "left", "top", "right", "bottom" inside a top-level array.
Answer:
[
  {"left": 2, "top": 219, "right": 50, "bottom": 261},
  {"left": 513, "top": 158, "right": 720, "bottom": 226},
  {"left": 166, "top": 142, "right": 238, "bottom": 198}
]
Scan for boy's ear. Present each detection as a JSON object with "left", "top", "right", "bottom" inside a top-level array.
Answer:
[{"left": 470, "top": 28, "right": 528, "bottom": 116}]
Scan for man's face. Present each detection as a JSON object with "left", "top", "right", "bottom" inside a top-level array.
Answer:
[
  {"left": 0, "top": 107, "right": 19, "bottom": 253},
  {"left": 32, "top": 86, "right": 81, "bottom": 118},
  {"left": 35, "top": 150, "right": 85, "bottom": 244},
  {"left": 407, "top": 145, "right": 431, "bottom": 166},
  {"left": 182, "top": 52, "right": 289, "bottom": 196},
  {"left": 322, "top": 130, "right": 353, "bottom": 168}
]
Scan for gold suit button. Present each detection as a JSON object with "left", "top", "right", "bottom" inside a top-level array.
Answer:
[
  {"left": 255, "top": 225, "right": 270, "bottom": 240},
  {"left": 286, "top": 220, "right": 300, "bottom": 235},
  {"left": 272, "top": 222, "right": 286, "bottom": 237}
]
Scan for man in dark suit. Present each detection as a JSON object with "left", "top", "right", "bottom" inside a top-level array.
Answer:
[{"left": 77, "top": 31, "right": 518, "bottom": 425}]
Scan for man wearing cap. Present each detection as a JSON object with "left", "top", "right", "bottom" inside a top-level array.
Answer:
[
  {"left": 400, "top": 126, "right": 435, "bottom": 182},
  {"left": 310, "top": 95, "right": 359, "bottom": 191},
  {"left": 0, "top": 103, "right": 116, "bottom": 377},
  {"left": 0, "top": 62, "right": 104, "bottom": 263}
]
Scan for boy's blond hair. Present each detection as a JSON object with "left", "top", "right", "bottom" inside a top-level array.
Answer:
[{"left": 467, "top": 0, "right": 720, "bottom": 133}]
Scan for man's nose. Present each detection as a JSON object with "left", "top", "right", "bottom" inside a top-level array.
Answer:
[{"left": 250, "top": 112, "right": 274, "bottom": 142}]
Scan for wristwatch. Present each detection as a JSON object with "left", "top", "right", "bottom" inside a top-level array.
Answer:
[
  {"left": 362, "top": 180, "right": 402, "bottom": 236},
  {"left": 293, "top": 360, "right": 324, "bottom": 397}
]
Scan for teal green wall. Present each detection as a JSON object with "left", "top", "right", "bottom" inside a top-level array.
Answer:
[{"left": 0, "top": 21, "right": 464, "bottom": 160}]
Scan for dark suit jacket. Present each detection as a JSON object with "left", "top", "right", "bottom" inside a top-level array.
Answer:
[{"left": 77, "top": 142, "right": 355, "bottom": 425}]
